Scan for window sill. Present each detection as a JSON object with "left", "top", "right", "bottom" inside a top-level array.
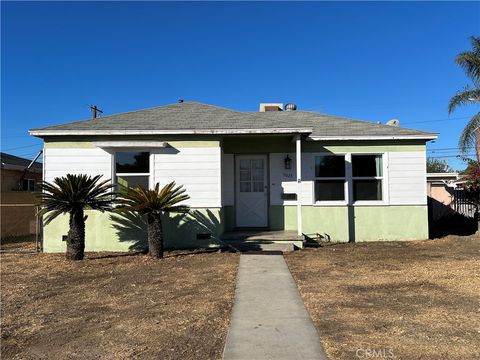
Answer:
[
  {"left": 313, "top": 201, "right": 347, "bottom": 207},
  {"left": 352, "top": 201, "right": 388, "bottom": 206}
]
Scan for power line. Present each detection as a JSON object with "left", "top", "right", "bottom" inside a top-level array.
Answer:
[
  {"left": 16, "top": 151, "right": 42, "bottom": 158},
  {"left": 402, "top": 116, "right": 471, "bottom": 125},
  {"left": 1, "top": 143, "right": 42, "bottom": 151},
  {"left": 1, "top": 134, "right": 31, "bottom": 139}
]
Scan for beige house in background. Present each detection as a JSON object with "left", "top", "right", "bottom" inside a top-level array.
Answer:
[
  {"left": 426, "top": 172, "right": 459, "bottom": 221},
  {"left": 1, "top": 152, "right": 42, "bottom": 238}
]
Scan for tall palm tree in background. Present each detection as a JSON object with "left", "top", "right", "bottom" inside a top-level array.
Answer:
[
  {"left": 37, "top": 174, "right": 114, "bottom": 260},
  {"left": 115, "top": 182, "right": 190, "bottom": 259},
  {"left": 448, "top": 36, "right": 480, "bottom": 160}
]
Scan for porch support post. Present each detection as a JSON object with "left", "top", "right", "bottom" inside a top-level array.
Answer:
[{"left": 295, "top": 135, "right": 302, "bottom": 236}]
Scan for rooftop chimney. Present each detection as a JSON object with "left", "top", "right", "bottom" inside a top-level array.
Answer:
[{"left": 259, "top": 103, "right": 283, "bottom": 112}]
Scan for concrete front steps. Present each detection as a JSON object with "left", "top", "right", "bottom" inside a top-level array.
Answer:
[{"left": 221, "top": 230, "right": 304, "bottom": 253}]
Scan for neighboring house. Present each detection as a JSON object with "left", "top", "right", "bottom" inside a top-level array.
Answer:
[
  {"left": 1, "top": 152, "right": 43, "bottom": 238},
  {"left": 29, "top": 101, "right": 437, "bottom": 252},
  {"left": 426, "top": 172, "right": 459, "bottom": 221}
]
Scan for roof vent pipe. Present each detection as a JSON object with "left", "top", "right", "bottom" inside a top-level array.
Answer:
[{"left": 284, "top": 103, "right": 297, "bottom": 111}]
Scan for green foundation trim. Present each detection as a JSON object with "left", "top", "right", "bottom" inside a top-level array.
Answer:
[
  {"left": 42, "top": 208, "right": 224, "bottom": 253},
  {"left": 300, "top": 206, "right": 350, "bottom": 240},
  {"left": 223, "top": 206, "right": 235, "bottom": 231},
  {"left": 351, "top": 205, "right": 428, "bottom": 241},
  {"left": 269, "top": 205, "right": 428, "bottom": 242},
  {"left": 269, "top": 205, "right": 297, "bottom": 230}
]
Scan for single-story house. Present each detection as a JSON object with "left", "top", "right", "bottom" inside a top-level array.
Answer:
[{"left": 29, "top": 101, "right": 437, "bottom": 252}]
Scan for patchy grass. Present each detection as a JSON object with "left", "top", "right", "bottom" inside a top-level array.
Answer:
[
  {"left": 1, "top": 246, "right": 239, "bottom": 359},
  {"left": 285, "top": 236, "right": 480, "bottom": 360}
]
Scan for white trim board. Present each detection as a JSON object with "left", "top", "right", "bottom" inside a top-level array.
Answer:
[{"left": 30, "top": 128, "right": 313, "bottom": 136}]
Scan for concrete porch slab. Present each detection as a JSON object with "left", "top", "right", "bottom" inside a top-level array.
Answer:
[{"left": 221, "top": 230, "right": 304, "bottom": 242}]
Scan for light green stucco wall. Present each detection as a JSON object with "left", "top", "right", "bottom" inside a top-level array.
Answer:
[
  {"left": 270, "top": 205, "right": 428, "bottom": 242},
  {"left": 43, "top": 208, "right": 224, "bottom": 253},
  {"left": 351, "top": 206, "right": 428, "bottom": 241},
  {"left": 223, "top": 206, "right": 235, "bottom": 231},
  {"left": 227, "top": 204, "right": 427, "bottom": 242}
]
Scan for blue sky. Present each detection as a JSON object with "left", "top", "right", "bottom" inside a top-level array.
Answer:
[{"left": 2, "top": 1, "right": 479, "bottom": 170}]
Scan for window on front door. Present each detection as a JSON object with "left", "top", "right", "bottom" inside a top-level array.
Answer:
[
  {"left": 115, "top": 151, "right": 150, "bottom": 190},
  {"left": 239, "top": 159, "right": 265, "bottom": 193}
]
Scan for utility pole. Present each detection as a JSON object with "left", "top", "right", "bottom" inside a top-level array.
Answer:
[{"left": 90, "top": 105, "right": 103, "bottom": 118}]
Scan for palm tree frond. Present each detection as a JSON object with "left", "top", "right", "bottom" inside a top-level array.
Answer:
[
  {"left": 448, "top": 87, "right": 480, "bottom": 114},
  {"left": 37, "top": 174, "right": 115, "bottom": 223},
  {"left": 455, "top": 36, "right": 480, "bottom": 85},
  {"left": 115, "top": 181, "right": 190, "bottom": 216},
  {"left": 459, "top": 111, "right": 480, "bottom": 155}
]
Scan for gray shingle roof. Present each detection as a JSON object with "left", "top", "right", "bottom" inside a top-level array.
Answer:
[
  {"left": 30, "top": 101, "right": 436, "bottom": 139},
  {"left": 1, "top": 152, "right": 42, "bottom": 172}
]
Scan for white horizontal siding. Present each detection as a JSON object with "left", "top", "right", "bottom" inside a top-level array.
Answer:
[
  {"left": 269, "top": 153, "right": 313, "bottom": 205},
  {"left": 44, "top": 148, "right": 112, "bottom": 183},
  {"left": 388, "top": 151, "right": 427, "bottom": 205},
  {"left": 154, "top": 147, "right": 221, "bottom": 208}
]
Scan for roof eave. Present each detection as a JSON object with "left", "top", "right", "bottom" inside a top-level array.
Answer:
[
  {"left": 29, "top": 128, "right": 313, "bottom": 137},
  {"left": 309, "top": 135, "right": 438, "bottom": 141}
]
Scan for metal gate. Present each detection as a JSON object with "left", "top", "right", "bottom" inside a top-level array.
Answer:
[{"left": 453, "top": 189, "right": 477, "bottom": 218}]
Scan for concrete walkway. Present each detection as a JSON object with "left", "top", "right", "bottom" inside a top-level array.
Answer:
[{"left": 223, "top": 254, "right": 328, "bottom": 360}]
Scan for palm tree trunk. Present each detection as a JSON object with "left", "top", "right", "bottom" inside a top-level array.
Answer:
[
  {"left": 147, "top": 213, "right": 164, "bottom": 258},
  {"left": 66, "top": 209, "right": 85, "bottom": 260}
]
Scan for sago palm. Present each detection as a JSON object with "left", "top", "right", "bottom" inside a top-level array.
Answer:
[
  {"left": 37, "top": 174, "right": 114, "bottom": 260},
  {"left": 448, "top": 36, "right": 480, "bottom": 160},
  {"left": 115, "top": 181, "right": 190, "bottom": 258}
]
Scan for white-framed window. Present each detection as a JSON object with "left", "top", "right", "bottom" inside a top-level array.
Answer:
[
  {"left": 351, "top": 154, "right": 384, "bottom": 201},
  {"left": 22, "top": 179, "right": 35, "bottom": 191},
  {"left": 314, "top": 154, "right": 347, "bottom": 202},
  {"left": 115, "top": 151, "right": 150, "bottom": 189}
]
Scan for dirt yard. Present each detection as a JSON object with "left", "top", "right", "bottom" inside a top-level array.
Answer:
[
  {"left": 286, "top": 236, "right": 480, "bottom": 360},
  {"left": 1, "top": 246, "right": 239, "bottom": 359}
]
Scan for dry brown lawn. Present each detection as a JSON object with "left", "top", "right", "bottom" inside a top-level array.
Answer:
[
  {"left": 286, "top": 236, "right": 480, "bottom": 360},
  {"left": 1, "top": 246, "right": 239, "bottom": 359}
]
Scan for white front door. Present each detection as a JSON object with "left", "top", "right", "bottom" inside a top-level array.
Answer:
[{"left": 235, "top": 155, "right": 268, "bottom": 227}]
